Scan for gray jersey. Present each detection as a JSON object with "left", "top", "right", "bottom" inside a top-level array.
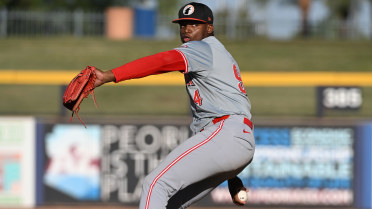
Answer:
[{"left": 175, "top": 36, "right": 252, "bottom": 132}]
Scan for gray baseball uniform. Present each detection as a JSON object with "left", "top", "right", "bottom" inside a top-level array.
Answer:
[{"left": 139, "top": 36, "right": 255, "bottom": 209}]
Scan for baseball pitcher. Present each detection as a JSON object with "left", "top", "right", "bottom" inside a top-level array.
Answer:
[{"left": 65, "top": 2, "right": 255, "bottom": 208}]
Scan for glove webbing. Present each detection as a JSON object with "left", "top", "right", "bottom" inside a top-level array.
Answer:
[{"left": 70, "top": 90, "right": 98, "bottom": 128}]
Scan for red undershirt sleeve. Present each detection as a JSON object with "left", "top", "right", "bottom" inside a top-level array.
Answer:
[{"left": 111, "top": 49, "right": 187, "bottom": 83}]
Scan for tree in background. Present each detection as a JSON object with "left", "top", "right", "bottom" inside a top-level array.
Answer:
[
  {"left": 298, "top": 0, "right": 311, "bottom": 37},
  {"left": 326, "top": 0, "right": 350, "bottom": 21},
  {"left": 252, "top": 0, "right": 312, "bottom": 38},
  {"left": 0, "top": 0, "right": 45, "bottom": 10},
  {"left": 253, "top": 0, "right": 368, "bottom": 39},
  {"left": 279, "top": 0, "right": 312, "bottom": 38},
  {"left": 325, "top": 0, "right": 363, "bottom": 38}
]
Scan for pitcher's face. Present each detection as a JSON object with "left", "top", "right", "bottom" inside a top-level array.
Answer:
[{"left": 179, "top": 20, "right": 213, "bottom": 43}]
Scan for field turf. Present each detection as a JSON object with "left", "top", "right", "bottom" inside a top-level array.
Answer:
[{"left": 0, "top": 37, "right": 371, "bottom": 118}]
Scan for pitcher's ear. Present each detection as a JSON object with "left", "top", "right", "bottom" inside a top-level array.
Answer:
[{"left": 207, "top": 24, "right": 214, "bottom": 34}]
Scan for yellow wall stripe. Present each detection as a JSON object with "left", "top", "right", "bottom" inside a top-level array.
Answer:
[
  {"left": 245, "top": 72, "right": 372, "bottom": 86},
  {"left": 0, "top": 70, "right": 372, "bottom": 86}
]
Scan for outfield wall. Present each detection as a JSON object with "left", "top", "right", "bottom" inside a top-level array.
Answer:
[{"left": 0, "top": 116, "right": 371, "bottom": 208}]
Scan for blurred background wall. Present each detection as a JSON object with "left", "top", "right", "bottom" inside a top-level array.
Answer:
[{"left": 0, "top": 0, "right": 371, "bottom": 40}]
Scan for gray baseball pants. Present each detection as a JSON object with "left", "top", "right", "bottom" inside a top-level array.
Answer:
[{"left": 139, "top": 115, "right": 255, "bottom": 209}]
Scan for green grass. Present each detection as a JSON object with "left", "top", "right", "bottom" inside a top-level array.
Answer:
[
  {"left": 1, "top": 37, "right": 372, "bottom": 71},
  {"left": 0, "top": 37, "right": 372, "bottom": 118},
  {"left": 0, "top": 84, "right": 61, "bottom": 115},
  {"left": 1, "top": 84, "right": 371, "bottom": 118},
  {"left": 227, "top": 39, "right": 372, "bottom": 71}
]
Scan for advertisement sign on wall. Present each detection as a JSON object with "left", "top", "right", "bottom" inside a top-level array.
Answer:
[
  {"left": 100, "top": 124, "right": 191, "bottom": 204},
  {"left": 43, "top": 124, "right": 101, "bottom": 202},
  {"left": 0, "top": 117, "right": 36, "bottom": 207},
  {"left": 40, "top": 122, "right": 355, "bottom": 207},
  {"left": 211, "top": 126, "right": 354, "bottom": 206},
  {"left": 41, "top": 123, "right": 191, "bottom": 204}
]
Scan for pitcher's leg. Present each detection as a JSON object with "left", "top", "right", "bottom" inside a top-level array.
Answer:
[
  {"left": 139, "top": 122, "right": 227, "bottom": 209},
  {"left": 139, "top": 118, "right": 254, "bottom": 209}
]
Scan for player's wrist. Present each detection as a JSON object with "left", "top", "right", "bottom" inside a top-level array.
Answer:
[{"left": 103, "top": 70, "right": 115, "bottom": 83}]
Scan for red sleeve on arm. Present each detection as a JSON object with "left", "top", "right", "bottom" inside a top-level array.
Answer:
[{"left": 112, "top": 49, "right": 187, "bottom": 83}]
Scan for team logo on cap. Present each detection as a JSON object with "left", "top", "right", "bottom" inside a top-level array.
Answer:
[{"left": 183, "top": 5, "right": 194, "bottom": 15}]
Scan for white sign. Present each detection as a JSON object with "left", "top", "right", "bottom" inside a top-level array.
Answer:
[{"left": 0, "top": 117, "right": 36, "bottom": 208}]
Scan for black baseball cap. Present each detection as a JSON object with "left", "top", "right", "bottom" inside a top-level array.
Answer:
[{"left": 172, "top": 2, "right": 213, "bottom": 24}]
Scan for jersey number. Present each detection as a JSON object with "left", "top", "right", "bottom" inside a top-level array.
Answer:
[
  {"left": 233, "top": 64, "right": 246, "bottom": 94},
  {"left": 193, "top": 90, "right": 202, "bottom": 106}
]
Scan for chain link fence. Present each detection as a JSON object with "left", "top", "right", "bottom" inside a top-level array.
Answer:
[
  {"left": 0, "top": 8, "right": 105, "bottom": 37},
  {"left": 0, "top": 7, "right": 370, "bottom": 40}
]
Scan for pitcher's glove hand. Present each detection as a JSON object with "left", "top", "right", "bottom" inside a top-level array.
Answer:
[{"left": 63, "top": 66, "right": 98, "bottom": 127}]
